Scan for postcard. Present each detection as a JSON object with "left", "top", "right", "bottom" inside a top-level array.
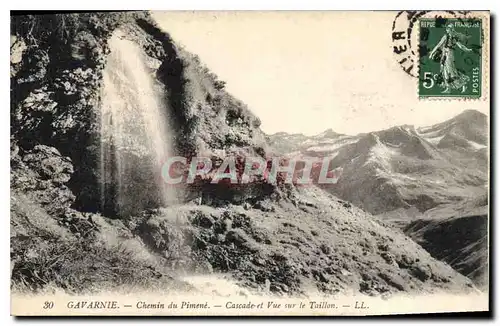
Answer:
[{"left": 10, "top": 10, "right": 490, "bottom": 316}]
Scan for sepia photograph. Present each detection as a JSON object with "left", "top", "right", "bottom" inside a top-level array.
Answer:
[{"left": 9, "top": 10, "right": 490, "bottom": 316}]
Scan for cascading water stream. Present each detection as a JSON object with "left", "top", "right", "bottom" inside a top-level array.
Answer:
[{"left": 100, "top": 30, "right": 177, "bottom": 216}]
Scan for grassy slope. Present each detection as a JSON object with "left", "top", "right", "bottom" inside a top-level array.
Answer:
[{"left": 404, "top": 195, "right": 489, "bottom": 288}]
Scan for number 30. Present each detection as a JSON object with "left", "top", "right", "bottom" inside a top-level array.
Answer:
[{"left": 43, "top": 301, "right": 54, "bottom": 309}]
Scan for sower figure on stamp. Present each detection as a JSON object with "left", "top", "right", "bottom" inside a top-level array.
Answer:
[{"left": 429, "top": 24, "right": 473, "bottom": 94}]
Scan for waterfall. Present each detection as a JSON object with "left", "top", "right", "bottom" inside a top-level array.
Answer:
[{"left": 100, "top": 30, "right": 177, "bottom": 216}]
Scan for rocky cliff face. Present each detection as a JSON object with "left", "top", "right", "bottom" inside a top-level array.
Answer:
[
  {"left": 11, "top": 12, "right": 270, "bottom": 216},
  {"left": 10, "top": 12, "right": 481, "bottom": 296}
]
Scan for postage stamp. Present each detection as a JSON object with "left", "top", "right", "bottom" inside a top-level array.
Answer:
[{"left": 418, "top": 18, "right": 483, "bottom": 98}]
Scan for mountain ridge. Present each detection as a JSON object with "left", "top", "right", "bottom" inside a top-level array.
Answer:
[
  {"left": 267, "top": 109, "right": 489, "bottom": 285},
  {"left": 267, "top": 109, "right": 488, "bottom": 215}
]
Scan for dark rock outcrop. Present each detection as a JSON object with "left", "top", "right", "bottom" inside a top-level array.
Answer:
[{"left": 11, "top": 12, "right": 270, "bottom": 217}]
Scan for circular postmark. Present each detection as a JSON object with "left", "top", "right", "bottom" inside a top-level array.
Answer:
[{"left": 391, "top": 10, "right": 477, "bottom": 78}]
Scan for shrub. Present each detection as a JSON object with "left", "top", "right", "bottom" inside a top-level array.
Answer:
[
  {"left": 11, "top": 236, "right": 174, "bottom": 294},
  {"left": 213, "top": 80, "right": 226, "bottom": 91}
]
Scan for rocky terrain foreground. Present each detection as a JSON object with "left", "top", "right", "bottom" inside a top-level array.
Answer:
[
  {"left": 11, "top": 144, "right": 477, "bottom": 296},
  {"left": 10, "top": 12, "right": 481, "bottom": 297}
]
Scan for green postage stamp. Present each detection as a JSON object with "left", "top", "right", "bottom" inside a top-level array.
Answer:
[{"left": 418, "top": 18, "right": 483, "bottom": 98}]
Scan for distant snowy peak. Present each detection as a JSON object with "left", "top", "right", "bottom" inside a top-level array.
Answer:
[
  {"left": 266, "top": 109, "right": 488, "bottom": 216},
  {"left": 267, "top": 128, "right": 354, "bottom": 156},
  {"left": 417, "top": 109, "right": 487, "bottom": 150},
  {"left": 268, "top": 110, "right": 487, "bottom": 157},
  {"left": 312, "top": 128, "right": 345, "bottom": 139},
  {"left": 418, "top": 109, "right": 486, "bottom": 132}
]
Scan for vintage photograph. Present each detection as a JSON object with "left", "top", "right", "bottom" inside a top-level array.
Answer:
[{"left": 10, "top": 10, "right": 490, "bottom": 316}]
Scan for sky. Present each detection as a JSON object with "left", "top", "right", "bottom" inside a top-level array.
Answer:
[{"left": 152, "top": 11, "right": 489, "bottom": 136}]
